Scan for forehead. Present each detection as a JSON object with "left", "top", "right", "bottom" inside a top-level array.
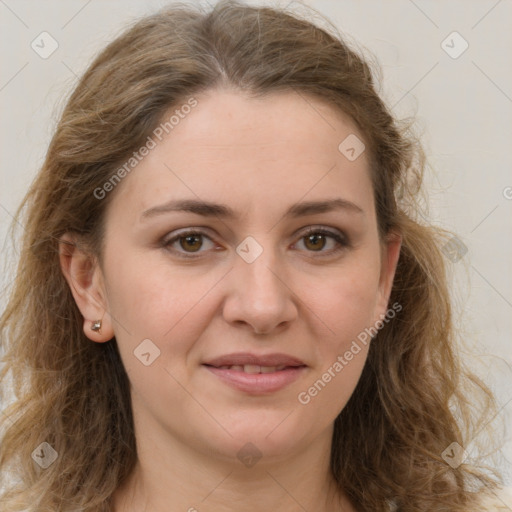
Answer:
[
  {"left": 106, "top": 89, "right": 374, "bottom": 224},
  {"left": 164, "top": 89, "right": 365, "bottom": 160}
]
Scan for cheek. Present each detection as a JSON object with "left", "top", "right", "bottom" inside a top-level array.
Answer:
[
  {"left": 103, "top": 252, "right": 223, "bottom": 373},
  {"left": 305, "top": 257, "right": 382, "bottom": 344},
  {"left": 333, "top": 276, "right": 380, "bottom": 342},
  {"left": 295, "top": 255, "right": 380, "bottom": 404},
  {"left": 296, "top": 280, "right": 376, "bottom": 417}
]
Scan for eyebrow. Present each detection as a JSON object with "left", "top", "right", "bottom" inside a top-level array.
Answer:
[{"left": 140, "top": 198, "right": 364, "bottom": 221}]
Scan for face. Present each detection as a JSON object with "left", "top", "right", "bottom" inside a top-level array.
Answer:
[{"left": 72, "top": 89, "right": 400, "bottom": 465}]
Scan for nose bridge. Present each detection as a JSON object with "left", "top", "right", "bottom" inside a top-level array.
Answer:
[
  {"left": 223, "top": 234, "right": 297, "bottom": 333},
  {"left": 235, "top": 234, "right": 284, "bottom": 300}
]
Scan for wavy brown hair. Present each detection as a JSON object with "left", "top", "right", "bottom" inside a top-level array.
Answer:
[{"left": 0, "top": 1, "right": 503, "bottom": 510}]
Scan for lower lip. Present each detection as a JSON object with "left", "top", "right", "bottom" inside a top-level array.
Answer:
[{"left": 203, "top": 365, "right": 307, "bottom": 394}]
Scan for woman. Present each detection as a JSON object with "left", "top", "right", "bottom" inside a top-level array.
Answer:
[{"left": 0, "top": 1, "right": 509, "bottom": 510}]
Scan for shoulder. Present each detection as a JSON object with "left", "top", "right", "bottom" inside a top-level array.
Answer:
[{"left": 471, "top": 486, "right": 512, "bottom": 511}]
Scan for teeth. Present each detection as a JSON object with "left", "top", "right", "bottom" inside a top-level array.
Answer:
[
  {"left": 243, "top": 364, "right": 261, "bottom": 374},
  {"left": 217, "top": 364, "right": 289, "bottom": 373}
]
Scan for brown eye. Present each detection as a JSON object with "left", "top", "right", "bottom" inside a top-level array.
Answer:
[
  {"left": 179, "top": 234, "right": 203, "bottom": 252},
  {"left": 163, "top": 230, "right": 216, "bottom": 258},
  {"left": 303, "top": 233, "right": 327, "bottom": 251},
  {"left": 295, "top": 227, "right": 349, "bottom": 256}
]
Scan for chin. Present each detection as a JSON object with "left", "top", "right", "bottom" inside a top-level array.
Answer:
[{"left": 201, "top": 412, "right": 313, "bottom": 463}]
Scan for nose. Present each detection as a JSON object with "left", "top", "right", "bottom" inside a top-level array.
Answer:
[{"left": 221, "top": 241, "right": 298, "bottom": 335}]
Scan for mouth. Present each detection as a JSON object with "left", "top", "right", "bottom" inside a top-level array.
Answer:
[
  {"left": 204, "top": 364, "right": 300, "bottom": 373},
  {"left": 202, "top": 353, "right": 307, "bottom": 394}
]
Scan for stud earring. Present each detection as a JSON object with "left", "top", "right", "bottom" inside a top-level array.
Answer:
[{"left": 91, "top": 320, "right": 102, "bottom": 333}]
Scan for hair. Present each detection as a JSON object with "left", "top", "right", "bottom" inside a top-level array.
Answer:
[{"left": 0, "top": 1, "right": 504, "bottom": 510}]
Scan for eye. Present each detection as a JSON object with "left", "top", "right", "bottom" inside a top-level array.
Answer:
[
  {"left": 294, "top": 227, "right": 349, "bottom": 256},
  {"left": 161, "top": 226, "right": 349, "bottom": 259},
  {"left": 162, "top": 229, "right": 217, "bottom": 258}
]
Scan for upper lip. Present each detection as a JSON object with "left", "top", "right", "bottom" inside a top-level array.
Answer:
[{"left": 203, "top": 352, "right": 306, "bottom": 368}]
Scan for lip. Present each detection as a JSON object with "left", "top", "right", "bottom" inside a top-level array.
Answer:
[
  {"left": 204, "top": 365, "right": 307, "bottom": 394},
  {"left": 202, "top": 352, "right": 307, "bottom": 395},
  {"left": 203, "top": 352, "right": 306, "bottom": 368}
]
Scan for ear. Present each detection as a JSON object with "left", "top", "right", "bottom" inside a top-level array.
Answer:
[
  {"left": 374, "top": 230, "right": 402, "bottom": 321},
  {"left": 58, "top": 233, "right": 114, "bottom": 343}
]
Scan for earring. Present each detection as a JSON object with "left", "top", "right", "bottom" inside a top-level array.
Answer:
[{"left": 91, "top": 320, "right": 102, "bottom": 333}]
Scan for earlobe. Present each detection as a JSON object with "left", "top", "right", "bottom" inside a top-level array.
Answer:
[{"left": 58, "top": 233, "right": 114, "bottom": 343}]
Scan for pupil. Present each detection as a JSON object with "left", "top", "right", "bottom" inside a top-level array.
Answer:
[{"left": 181, "top": 235, "right": 202, "bottom": 252}]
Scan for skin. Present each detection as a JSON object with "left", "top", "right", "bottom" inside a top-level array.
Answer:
[{"left": 59, "top": 88, "right": 401, "bottom": 512}]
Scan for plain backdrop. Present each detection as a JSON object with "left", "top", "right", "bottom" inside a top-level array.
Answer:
[{"left": 1, "top": 0, "right": 511, "bottom": 488}]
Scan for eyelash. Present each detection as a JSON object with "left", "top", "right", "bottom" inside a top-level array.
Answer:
[{"left": 161, "top": 226, "right": 350, "bottom": 260}]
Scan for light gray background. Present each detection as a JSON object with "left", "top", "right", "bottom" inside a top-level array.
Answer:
[{"left": 1, "top": 0, "right": 511, "bottom": 489}]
